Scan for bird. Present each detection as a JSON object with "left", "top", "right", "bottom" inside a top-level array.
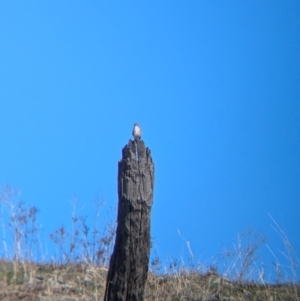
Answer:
[{"left": 132, "top": 123, "right": 142, "bottom": 140}]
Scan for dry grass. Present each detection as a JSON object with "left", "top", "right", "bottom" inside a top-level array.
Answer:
[
  {"left": 0, "top": 185, "right": 299, "bottom": 300},
  {"left": 0, "top": 260, "right": 299, "bottom": 301},
  {"left": 0, "top": 259, "right": 108, "bottom": 300},
  {"left": 146, "top": 269, "right": 300, "bottom": 301}
]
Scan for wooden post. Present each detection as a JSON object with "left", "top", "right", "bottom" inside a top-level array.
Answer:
[{"left": 104, "top": 138, "right": 154, "bottom": 301}]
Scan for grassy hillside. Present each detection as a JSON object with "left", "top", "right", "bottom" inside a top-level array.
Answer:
[
  {"left": 0, "top": 186, "right": 299, "bottom": 300},
  {"left": 0, "top": 260, "right": 299, "bottom": 301}
]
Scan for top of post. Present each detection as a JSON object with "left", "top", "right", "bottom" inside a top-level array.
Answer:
[
  {"left": 121, "top": 123, "right": 154, "bottom": 164},
  {"left": 119, "top": 123, "right": 154, "bottom": 207}
]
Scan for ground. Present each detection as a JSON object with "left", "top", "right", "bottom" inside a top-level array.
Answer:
[{"left": 0, "top": 260, "right": 299, "bottom": 301}]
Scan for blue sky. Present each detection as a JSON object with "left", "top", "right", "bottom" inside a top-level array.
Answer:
[{"left": 0, "top": 1, "right": 299, "bottom": 281}]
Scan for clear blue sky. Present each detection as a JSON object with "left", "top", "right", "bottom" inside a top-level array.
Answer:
[{"left": 0, "top": 1, "right": 299, "bottom": 282}]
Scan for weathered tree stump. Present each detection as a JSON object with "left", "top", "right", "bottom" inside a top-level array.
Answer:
[{"left": 104, "top": 138, "right": 154, "bottom": 301}]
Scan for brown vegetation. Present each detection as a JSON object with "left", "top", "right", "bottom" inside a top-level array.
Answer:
[
  {"left": 0, "top": 185, "right": 299, "bottom": 300},
  {"left": 0, "top": 260, "right": 299, "bottom": 301}
]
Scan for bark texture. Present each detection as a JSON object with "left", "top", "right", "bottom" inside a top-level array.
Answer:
[{"left": 104, "top": 139, "right": 154, "bottom": 301}]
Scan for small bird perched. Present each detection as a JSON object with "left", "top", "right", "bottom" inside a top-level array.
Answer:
[{"left": 132, "top": 123, "right": 142, "bottom": 140}]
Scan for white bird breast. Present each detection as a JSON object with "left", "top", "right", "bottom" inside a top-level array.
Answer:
[{"left": 133, "top": 125, "right": 142, "bottom": 137}]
